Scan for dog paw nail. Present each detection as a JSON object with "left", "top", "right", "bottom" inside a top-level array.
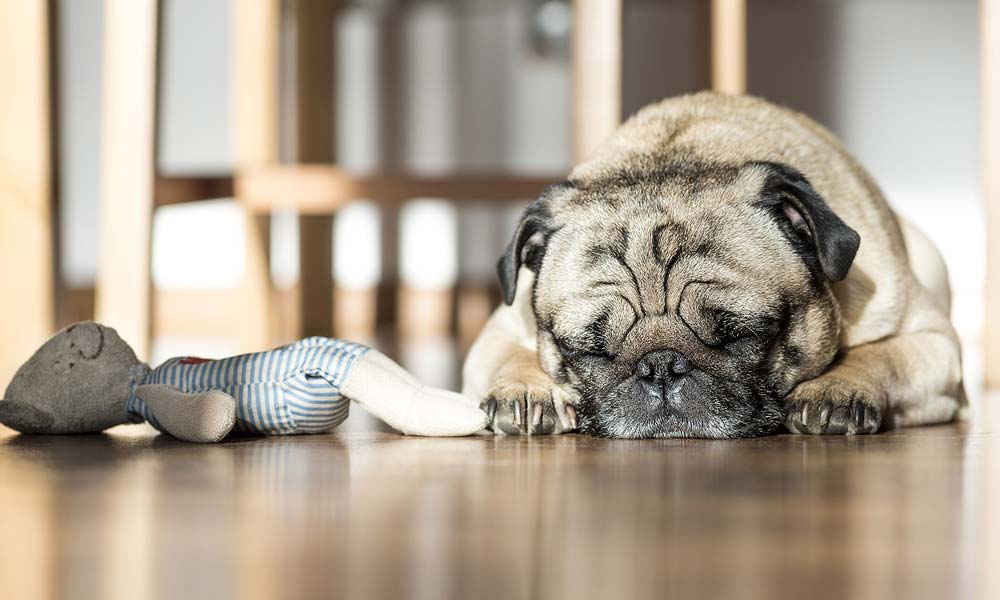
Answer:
[
  {"left": 565, "top": 404, "right": 577, "bottom": 430},
  {"left": 853, "top": 403, "right": 866, "bottom": 431},
  {"left": 818, "top": 402, "right": 831, "bottom": 430}
]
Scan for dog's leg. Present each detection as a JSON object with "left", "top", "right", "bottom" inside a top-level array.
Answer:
[
  {"left": 461, "top": 269, "right": 578, "bottom": 435},
  {"left": 785, "top": 295, "right": 963, "bottom": 434},
  {"left": 482, "top": 344, "right": 579, "bottom": 435},
  {"left": 897, "top": 214, "right": 952, "bottom": 313}
]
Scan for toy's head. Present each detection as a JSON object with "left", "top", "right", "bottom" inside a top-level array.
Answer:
[{"left": 0, "top": 322, "right": 143, "bottom": 434}]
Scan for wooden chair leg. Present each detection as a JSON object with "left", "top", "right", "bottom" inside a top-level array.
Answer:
[
  {"left": 233, "top": 0, "right": 281, "bottom": 350},
  {"left": 94, "top": 0, "right": 159, "bottom": 359},
  {"left": 571, "top": 0, "right": 622, "bottom": 162},
  {"left": 298, "top": 216, "right": 334, "bottom": 337},
  {"left": 0, "top": 0, "right": 55, "bottom": 384},
  {"left": 295, "top": 0, "right": 337, "bottom": 338},
  {"left": 711, "top": 0, "right": 747, "bottom": 95}
]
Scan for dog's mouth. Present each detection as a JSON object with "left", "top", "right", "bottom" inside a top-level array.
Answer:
[{"left": 572, "top": 376, "right": 785, "bottom": 439}]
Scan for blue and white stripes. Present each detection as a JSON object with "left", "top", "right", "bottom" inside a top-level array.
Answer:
[{"left": 125, "top": 337, "right": 369, "bottom": 435}]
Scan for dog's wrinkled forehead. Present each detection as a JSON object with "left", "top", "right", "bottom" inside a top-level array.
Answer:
[
  {"left": 549, "top": 163, "right": 769, "bottom": 254},
  {"left": 535, "top": 167, "right": 805, "bottom": 326}
]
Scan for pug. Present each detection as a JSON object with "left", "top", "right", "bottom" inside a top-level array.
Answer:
[{"left": 462, "top": 92, "right": 964, "bottom": 438}]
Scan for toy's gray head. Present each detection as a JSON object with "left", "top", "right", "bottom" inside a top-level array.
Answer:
[{"left": 0, "top": 322, "right": 143, "bottom": 434}]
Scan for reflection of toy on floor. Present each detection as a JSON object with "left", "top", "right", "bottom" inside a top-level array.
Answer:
[{"left": 0, "top": 322, "right": 487, "bottom": 442}]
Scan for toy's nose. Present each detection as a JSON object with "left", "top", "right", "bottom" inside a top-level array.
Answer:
[{"left": 68, "top": 322, "right": 105, "bottom": 359}]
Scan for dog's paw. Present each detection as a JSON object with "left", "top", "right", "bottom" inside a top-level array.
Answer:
[
  {"left": 484, "top": 382, "right": 578, "bottom": 435},
  {"left": 785, "top": 376, "right": 886, "bottom": 435}
]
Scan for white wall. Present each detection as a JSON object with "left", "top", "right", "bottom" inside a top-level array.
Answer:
[
  {"left": 746, "top": 0, "right": 982, "bottom": 350},
  {"left": 158, "top": 0, "right": 231, "bottom": 175},
  {"left": 58, "top": 0, "right": 103, "bottom": 287},
  {"left": 748, "top": 0, "right": 979, "bottom": 212}
]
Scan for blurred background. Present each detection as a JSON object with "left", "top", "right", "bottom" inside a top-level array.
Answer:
[{"left": 0, "top": 0, "right": 993, "bottom": 404}]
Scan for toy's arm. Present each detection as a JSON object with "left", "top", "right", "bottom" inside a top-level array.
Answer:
[
  {"left": 341, "top": 349, "right": 488, "bottom": 436},
  {"left": 134, "top": 384, "right": 237, "bottom": 443}
]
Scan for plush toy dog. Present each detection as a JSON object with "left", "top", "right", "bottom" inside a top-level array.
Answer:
[{"left": 0, "top": 322, "right": 487, "bottom": 442}]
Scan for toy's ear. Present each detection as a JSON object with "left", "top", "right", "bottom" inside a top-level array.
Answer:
[
  {"left": 497, "top": 182, "right": 572, "bottom": 305},
  {"left": 67, "top": 322, "right": 105, "bottom": 359},
  {"left": 0, "top": 400, "right": 55, "bottom": 433}
]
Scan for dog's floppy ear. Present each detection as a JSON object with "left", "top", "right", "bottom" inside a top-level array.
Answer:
[
  {"left": 753, "top": 161, "right": 860, "bottom": 281},
  {"left": 497, "top": 182, "right": 569, "bottom": 305}
]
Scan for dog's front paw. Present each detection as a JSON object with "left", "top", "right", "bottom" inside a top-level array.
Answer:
[
  {"left": 484, "top": 382, "right": 578, "bottom": 435},
  {"left": 785, "top": 376, "right": 886, "bottom": 435}
]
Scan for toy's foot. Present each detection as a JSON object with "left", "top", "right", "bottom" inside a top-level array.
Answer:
[
  {"left": 341, "top": 350, "right": 488, "bottom": 437},
  {"left": 135, "top": 385, "right": 237, "bottom": 443},
  {"left": 401, "top": 387, "right": 490, "bottom": 436}
]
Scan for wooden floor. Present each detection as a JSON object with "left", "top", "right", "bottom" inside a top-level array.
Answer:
[{"left": 2, "top": 389, "right": 999, "bottom": 600}]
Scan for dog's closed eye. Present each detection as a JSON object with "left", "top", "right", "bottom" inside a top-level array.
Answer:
[
  {"left": 554, "top": 335, "right": 616, "bottom": 362},
  {"left": 713, "top": 310, "right": 780, "bottom": 347}
]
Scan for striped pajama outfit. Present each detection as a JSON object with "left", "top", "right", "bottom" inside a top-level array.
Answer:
[{"left": 125, "top": 337, "right": 369, "bottom": 435}]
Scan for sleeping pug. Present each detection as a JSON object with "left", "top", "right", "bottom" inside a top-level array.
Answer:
[{"left": 462, "top": 92, "right": 964, "bottom": 438}]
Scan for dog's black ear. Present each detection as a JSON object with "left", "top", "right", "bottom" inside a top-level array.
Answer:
[
  {"left": 497, "top": 182, "right": 569, "bottom": 305},
  {"left": 753, "top": 161, "right": 860, "bottom": 281}
]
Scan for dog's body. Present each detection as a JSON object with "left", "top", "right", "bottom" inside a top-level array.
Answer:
[{"left": 463, "top": 92, "right": 963, "bottom": 438}]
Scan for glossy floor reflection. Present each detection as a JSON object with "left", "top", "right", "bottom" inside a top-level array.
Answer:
[{"left": 1, "top": 396, "right": 999, "bottom": 600}]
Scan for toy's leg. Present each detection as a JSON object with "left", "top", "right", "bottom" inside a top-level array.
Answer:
[
  {"left": 134, "top": 384, "right": 237, "bottom": 443},
  {"left": 341, "top": 350, "right": 487, "bottom": 436}
]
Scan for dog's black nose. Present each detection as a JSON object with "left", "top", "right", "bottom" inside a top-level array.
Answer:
[
  {"left": 636, "top": 350, "right": 692, "bottom": 410},
  {"left": 636, "top": 349, "right": 692, "bottom": 382}
]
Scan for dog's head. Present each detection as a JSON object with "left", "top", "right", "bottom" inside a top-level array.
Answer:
[{"left": 499, "top": 161, "right": 859, "bottom": 438}]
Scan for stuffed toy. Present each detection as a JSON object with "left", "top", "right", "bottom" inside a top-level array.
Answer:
[{"left": 0, "top": 322, "right": 487, "bottom": 442}]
